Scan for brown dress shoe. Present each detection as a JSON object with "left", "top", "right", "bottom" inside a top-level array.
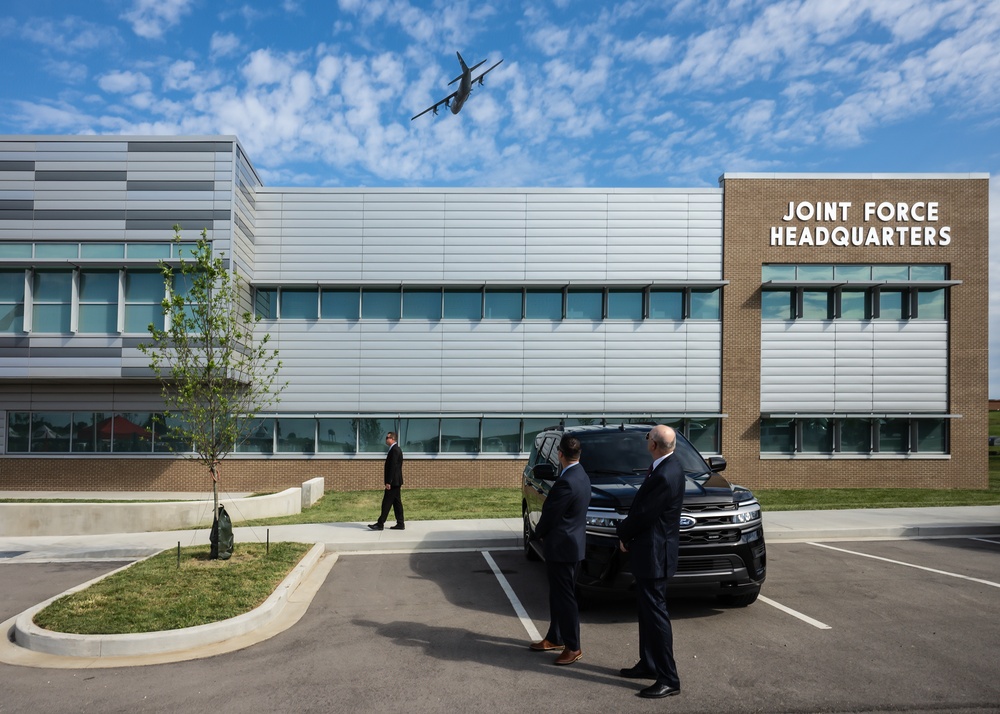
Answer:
[
  {"left": 554, "top": 648, "right": 582, "bottom": 665},
  {"left": 529, "top": 639, "right": 564, "bottom": 651}
]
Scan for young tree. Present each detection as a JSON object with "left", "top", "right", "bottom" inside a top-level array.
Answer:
[{"left": 140, "top": 227, "right": 285, "bottom": 547}]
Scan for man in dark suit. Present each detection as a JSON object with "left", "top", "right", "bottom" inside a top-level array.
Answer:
[
  {"left": 368, "top": 431, "right": 404, "bottom": 531},
  {"left": 616, "top": 424, "right": 685, "bottom": 699},
  {"left": 528, "top": 434, "right": 591, "bottom": 665}
]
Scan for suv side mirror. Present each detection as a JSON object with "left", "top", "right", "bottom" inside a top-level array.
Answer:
[
  {"left": 532, "top": 463, "right": 557, "bottom": 480},
  {"left": 707, "top": 455, "right": 727, "bottom": 473}
]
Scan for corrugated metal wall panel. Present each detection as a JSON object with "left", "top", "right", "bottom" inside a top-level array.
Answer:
[{"left": 761, "top": 320, "right": 948, "bottom": 413}]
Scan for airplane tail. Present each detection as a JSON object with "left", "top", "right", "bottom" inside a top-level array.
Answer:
[{"left": 456, "top": 51, "right": 469, "bottom": 72}]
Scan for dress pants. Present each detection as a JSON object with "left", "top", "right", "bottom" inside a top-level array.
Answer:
[
  {"left": 635, "top": 576, "right": 680, "bottom": 688},
  {"left": 544, "top": 560, "right": 581, "bottom": 651},
  {"left": 377, "top": 485, "right": 404, "bottom": 525}
]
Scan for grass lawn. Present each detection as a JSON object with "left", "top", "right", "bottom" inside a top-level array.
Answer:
[{"left": 34, "top": 542, "right": 312, "bottom": 634}]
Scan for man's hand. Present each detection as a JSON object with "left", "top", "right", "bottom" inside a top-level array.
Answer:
[
  {"left": 619, "top": 539, "right": 628, "bottom": 553},
  {"left": 385, "top": 483, "right": 391, "bottom": 490}
]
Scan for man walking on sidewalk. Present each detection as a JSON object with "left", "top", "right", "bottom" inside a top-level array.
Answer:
[{"left": 369, "top": 431, "right": 404, "bottom": 531}]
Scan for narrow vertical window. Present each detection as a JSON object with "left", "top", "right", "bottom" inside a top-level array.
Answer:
[{"left": 0, "top": 270, "right": 25, "bottom": 333}]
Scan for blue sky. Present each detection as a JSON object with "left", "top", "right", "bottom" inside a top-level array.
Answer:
[{"left": 1, "top": 0, "right": 999, "bottom": 394}]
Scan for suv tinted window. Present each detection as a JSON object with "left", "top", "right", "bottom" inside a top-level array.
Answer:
[{"left": 577, "top": 430, "right": 712, "bottom": 482}]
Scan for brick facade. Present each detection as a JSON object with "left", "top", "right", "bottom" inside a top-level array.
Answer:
[
  {"left": 0, "top": 457, "right": 525, "bottom": 492},
  {"left": 720, "top": 176, "right": 989, "bottom": 489}
]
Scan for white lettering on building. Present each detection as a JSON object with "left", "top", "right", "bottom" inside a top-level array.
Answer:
[{"left": 770, "top": 200, "right": 952, "bottom": 248}]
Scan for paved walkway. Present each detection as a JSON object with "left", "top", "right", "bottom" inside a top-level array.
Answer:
[{"left": 1, "top": 500, "right": 998, "bottom": 562}]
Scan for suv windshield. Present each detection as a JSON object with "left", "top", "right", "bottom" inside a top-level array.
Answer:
[{"left": 577, "top": 430, "right": 712, "bottom": 483}]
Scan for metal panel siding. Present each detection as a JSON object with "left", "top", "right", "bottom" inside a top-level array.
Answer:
[
  {"left": 253, "top": 187, "right": 723, "bottom": 285},
  {"left": 761, "top": 320, "right": 948, "bottom": 413}
]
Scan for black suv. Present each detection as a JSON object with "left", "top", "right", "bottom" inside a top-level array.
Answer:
[{"left": 522, "top": 424, "right": 766, "bottom": 607}]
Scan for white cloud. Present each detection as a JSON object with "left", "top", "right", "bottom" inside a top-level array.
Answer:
[
  {"left": 122, "top": 0, "right": 195, "bottom": 39},
  {"left": 97, "top": 70, "right": 152, "bottom": 94},
  {"left": 210, "top": 32, "right": 241, "bottom": 60}
]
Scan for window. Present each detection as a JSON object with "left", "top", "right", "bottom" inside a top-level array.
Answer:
[
  {"left": 78, "top": 270, "right": 119, "bottom": 333},
  {"left": 32, "top": 270, "right": 72, "bottom": 333},
  {"left": 81, "top": 243, "right": 125, "bottom": 259},
  {"left": 362, "top": 289, "right": 401, "bottom": 320},
  {"left": 255, "top": 288, "right": 278, "bottom": 319},
  {"left": 877, "top": 418, "right": 909, "bottom": 453},
  {"left": 566, "top": 290, "right": 602, "bottom": 320},
  {"left": 443, "top": 289, "right": 482, "bottom": 319},
  {"left": 522, "top": 418, "right": 555, "bottom": 453},
  {"left": 0, "top": 270, "right": 25, "bottom": 333},
  {"left": 112, "top": 412, "right": 154, "bottom": 452},
  {"left": 525, "top": 290, "right": 562, "bottom": 319},
  {"left": 482, "top": 418, "right": 521, "bottom": 453},
  {"left": 800, "top": 419, "right": 833, "bottom": 452},
  {"left": 484, "top": 289, "right": 522, "bottom": 319},
  {"left": 760, "top": 418, "right": 795, "bottom": 453},
  {"left": 126, "top": 243, "right": 171, "bottom": 259},
  {"left": 839, "top": 289, "right": 868, "bottom": 319},
  {"left": 400, "top": 418, "right": 439, "bottom": 453},
  {"left": 276, "top": 417, "right": 315, "bottom": 453},
  {"left": 801, "top": 290, "right": 832, "bottom": 320},
  {"left": 648, "top": 290, "right": 683, "bottom": 320},
  {"left": 607, "top": 290, "right": 642, "bottom": 320},
  {"left": 281, "top": 289, "right": 319, "bottom": 320},
  {"left": 915, "top": 289, "right": 945, "bottom": 319},
  {"left": 686, "top": 418, "right": 719, "bottom": 453},
  {"left": 760, "top": 416, "right": 947, "bottom": 456},
  {"left": 30, "top": 412, "right": 72, "bottom": 452},
  {"left": 761, "top": 290, "right": 794, "bottom": 320},
  {"left": 689, "top": 289, "right": 720, "bottom": 319},
  {"left": 915, "top": 419, "right": 946, "bottom": 453},
  {"left": 357, "top": 418, "right": 396, "bottom": 452},
  {"left": 238, "top": 418, "right": 275, "bottom": 454},
  {"left": 35, "top": 244, "right": 78, "bottom": 260},
  {"left": 839, "top": 419, "right": 872, "bottom": 453},
  {"left": 403, "top": 289, "right": 442, "bottom": 319},
  {"left": 877, "top": 289, "right": 906, "bottom": 320},
  {"left": 441, "top": 417, "right": 480, "bottom": 453},
  {"left": 124, "top": 270, "right": 166, "bottom": 332},
  {"left": 321, "top": 289, "right": 360, "bottom": 319},
  {"left": 6, "top": 412, "right": 29, "bottom": 452},
  {"left": 318, "top": 418, "right": 357, "bottom": 453}
]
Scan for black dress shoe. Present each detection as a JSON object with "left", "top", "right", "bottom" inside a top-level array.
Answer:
[
  {"left": 619, "top": 664, "right": 656, "bottom": 679},
  {"left": 638, "top": 682, "right": 680, "bottom": 699},
  {"left": 389, "top": 524, "right": 405, "bottom": 530},
  {"left": 367, "top": 523, "right": 383, "bottom": 531}
]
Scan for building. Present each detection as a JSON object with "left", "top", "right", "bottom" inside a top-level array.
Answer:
[{"left": 0, "top": 136, "right": 989, "bottom": 492}]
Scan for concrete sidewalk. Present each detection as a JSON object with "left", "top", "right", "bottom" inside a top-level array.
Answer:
[{"left": 1, "top": 504, "right": 999, "bottom": 562}]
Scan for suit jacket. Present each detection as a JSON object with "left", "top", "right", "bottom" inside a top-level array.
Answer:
[
  {"left": 534, "top": 463, "right": 591, "bottom": 563},
  {"left": 384, "top": 443, "right": 403, "bottom": 487},
  {"left": 616, "top": 454, "right": 685, "bottom": 579}
]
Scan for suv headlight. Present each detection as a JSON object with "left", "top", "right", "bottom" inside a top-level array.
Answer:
[{"left": 733, "top": 506, "right": 761, "bottom": 524}]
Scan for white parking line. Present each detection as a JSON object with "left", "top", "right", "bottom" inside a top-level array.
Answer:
[
  {"left": 808, "top": 542, "right": 1000, "bottom": 589},
  {"left": 482, "top": 550, "right": 542, "bottom": 641},
  {"left": 758, "top": 595, "right": 831, "bottom": 629},
  {"left": 969, "top": 537, "right": 1000, "bottom": 545}
]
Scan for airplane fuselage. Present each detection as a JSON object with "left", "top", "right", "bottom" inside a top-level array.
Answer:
[{"left": 451, "top": 74, "right": 472, "bottom": 114}]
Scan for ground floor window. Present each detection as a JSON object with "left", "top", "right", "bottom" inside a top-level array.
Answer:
[
  {"left": 760, "top": 416, "right": 948, "bottom": 455},
  {"left": 6, "top": 411, "right": 723, "bottom": 456}
]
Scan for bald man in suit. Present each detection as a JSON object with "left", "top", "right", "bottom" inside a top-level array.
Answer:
[{"left": 616, "top": 424, "right": 685, "bottom": 699}]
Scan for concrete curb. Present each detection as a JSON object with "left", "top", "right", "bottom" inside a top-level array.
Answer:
[{"left": 10, "top": 542, "right": 324, "bottom": 658}]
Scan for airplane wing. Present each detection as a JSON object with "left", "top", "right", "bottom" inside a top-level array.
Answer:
[
  {"left": 410, "top": 90, "right": 459, "bottom": 121},
  {"left": 471, "top": 59, "right": 503, "bottom": 86}
]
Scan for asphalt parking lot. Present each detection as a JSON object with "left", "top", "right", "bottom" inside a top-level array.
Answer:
[{"left": 2, "top": 537, "right": 1000, "bottom": 714}]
